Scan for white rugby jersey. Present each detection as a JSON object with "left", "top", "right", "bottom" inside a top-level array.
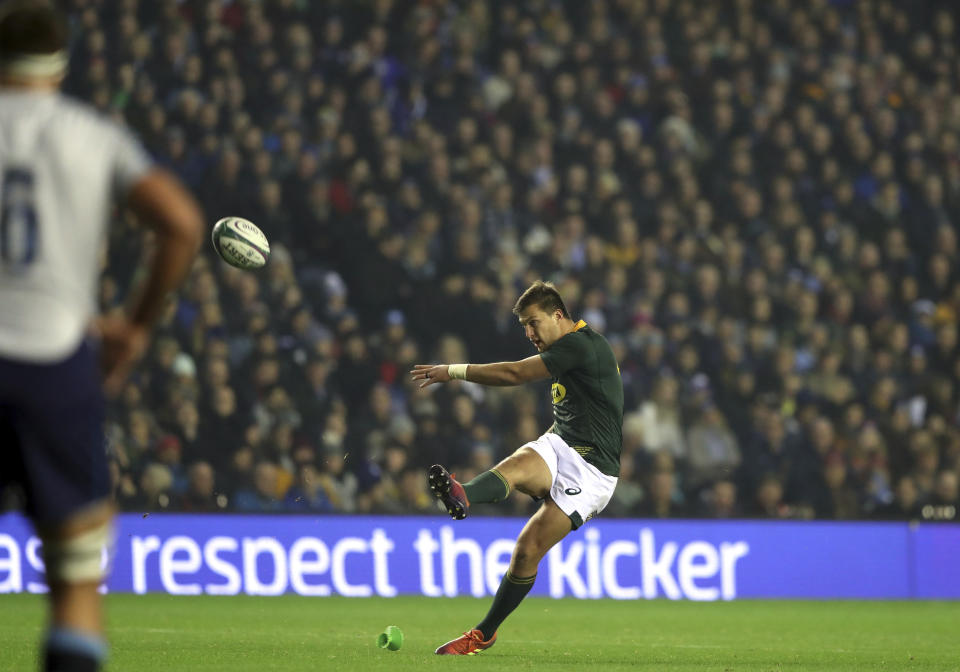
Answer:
[{"left": 0, "top": 89, "right": 152, "bottom": 362}]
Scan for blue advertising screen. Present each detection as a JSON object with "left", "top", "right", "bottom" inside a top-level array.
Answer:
[{"left": 0, "top": 513, "right": 957, "bottom": 599}]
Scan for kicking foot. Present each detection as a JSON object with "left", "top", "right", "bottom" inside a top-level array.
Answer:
[
  {"left": 434, "top": 629, "right": 497, "bottom": 655},
  {"left": 428, "top": 464, "right": 469, "bottom": 520}
]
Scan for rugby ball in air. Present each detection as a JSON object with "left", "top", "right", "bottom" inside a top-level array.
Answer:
[{"left": 211, "top": 217, "right": 270, "bottom": 269}]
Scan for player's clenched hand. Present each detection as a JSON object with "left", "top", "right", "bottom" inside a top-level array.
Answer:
[
  {"left": 93, "top": 314, "right": 150, "bottom": 397},
  {"left": 411, "top": 364, "right": 451, "bottom": 388}
]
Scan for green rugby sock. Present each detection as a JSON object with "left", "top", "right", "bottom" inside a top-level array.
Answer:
[
  {"left": 476, "top": 571, "right": 537, "bottom": 640},
  {"left": 463, "top": 469, "right": 510, "bottom": 504}
]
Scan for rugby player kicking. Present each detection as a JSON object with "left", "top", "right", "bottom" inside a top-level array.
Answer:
[{"left": 412, "top": 280, "right": 623, "bottom": 655}]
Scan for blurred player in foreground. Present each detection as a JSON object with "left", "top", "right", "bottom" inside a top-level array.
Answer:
[
  {"left": 0, "top": 2, "right": 203, "bottom": 670},
  {"left": 412, "top": 280, "right": 624, "bottom": 655}
]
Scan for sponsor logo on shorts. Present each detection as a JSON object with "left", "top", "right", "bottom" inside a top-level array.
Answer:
[{"left": 564, "top": 487, "right": 581, "bottom": 496}]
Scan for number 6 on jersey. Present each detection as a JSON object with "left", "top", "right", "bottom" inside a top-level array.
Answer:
[{"left": 0, "top": 168, "right": 38, "bottom": 267}]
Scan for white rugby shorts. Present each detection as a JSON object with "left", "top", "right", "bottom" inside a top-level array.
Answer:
[{"left": 524, "top": 432, "right": 618, "bottom": 529}]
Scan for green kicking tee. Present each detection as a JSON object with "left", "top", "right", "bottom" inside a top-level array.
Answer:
[{"left": 539, "top": 320, "right": 624, "bottom": 476}]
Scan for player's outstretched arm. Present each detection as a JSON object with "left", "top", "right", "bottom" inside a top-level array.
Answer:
[
  {"left": 411, "top": 355, "right": 550, "bottom": 388},
  {"left": 97, "top": 169, "right": 203, "bottom": 394}
]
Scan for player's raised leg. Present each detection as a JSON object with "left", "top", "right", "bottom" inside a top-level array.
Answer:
[
  {"left": 429, "top": 446, "right": 552, "bottom": 519},
  {"left": 435, "top": 498, "right": 572, "bottom": 654}
]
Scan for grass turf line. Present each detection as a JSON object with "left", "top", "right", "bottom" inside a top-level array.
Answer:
[{"left": 0, "top": 594, "right": 958, "bottom": 671}]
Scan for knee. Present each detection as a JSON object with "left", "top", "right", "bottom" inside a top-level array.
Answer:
[
  {"left": 512, "top": 539, "right": 546, "bottom": 572},
  {"left": 498, "top": 448, "right": 552, "bottom": 499},
  {"left": 41, "top": 518, "right": 114, "bottom": 585}
]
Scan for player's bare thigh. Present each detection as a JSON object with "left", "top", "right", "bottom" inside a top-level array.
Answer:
[{"left": 492, "top": 446, "right": 553, "bottom": 499}]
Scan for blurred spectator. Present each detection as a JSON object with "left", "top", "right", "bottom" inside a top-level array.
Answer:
[
  {"left": 605, "top": 451, "right": 644, "bottom": 517},
  {"left": 749, "top": 474, "right": 810, "bottom": 520},
  {"left": 136, "top": 463, "right": 174, "bottom": 512},
  {"left": 172, "top": 401, "right": 201, "bottom": 461},
  {"left": 632, "top": 375, "right": 687, "bottom": 461},
  {"left": 357, "top": 443, "right": 408, "bottom": 514},
  {"left": 921, "top": 470, "right": 959, "bottom": 522},
  {"left": 397, "top": 468, "right": 436, "bottom": 514},
  {"left": 812, "top": 453, "right": 861, "bottom": 520},
  {"left": 699, "top": 480, "right": 740, "bottom": 519},
  {"left": 686, "top": 404, "right": 741, "bottom": 493},
  {"left": 153, "top": 434, "right": 187, "bottom": 495},
  {"left": 876, "top": 476, "right": 923, "bottom": 521},
  {"left": 637, "top": 464, "right": 686, "bottom": 519},
  {"left": 284, "top": 464, "right": 335, "bottom": 513},
  {"left": 199, "top": 384, "right": 244, "bottom": 471},
  {"left": 234, "top": 461, "right": 285, "bottom": 512},
  {"left": 179, "top": 462, "right": 228, "bottom": 513},
  {"left": 317, "top": 450, "right": 358, "bottom": 513}
]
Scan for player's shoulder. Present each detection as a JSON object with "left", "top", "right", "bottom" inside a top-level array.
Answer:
[
  {"left": 48, "top": 92, "right": 125, "bottom": 135},
  {"left": 552, "top": 322, "right": 595, "bottom": 353},
  {"left": 0, "top": 91, "right": 129, "bottom": 148},
  {"left": 568, "top": 321, "right": 600, "bottom": 343},
  {"left": 556, "top": 326, "right": 588, "bottom": 344},
  {"left": 568, "top": 322, "right": 617, "bottom": 356}
]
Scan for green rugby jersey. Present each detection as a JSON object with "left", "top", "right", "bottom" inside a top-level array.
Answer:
[{"left": 539, "top": 320, "right": 624, "bottom": 476}]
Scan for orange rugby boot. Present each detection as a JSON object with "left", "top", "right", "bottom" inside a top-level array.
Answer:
[{"left": 434, "top": 629, "right": 497, "bottom": 655}]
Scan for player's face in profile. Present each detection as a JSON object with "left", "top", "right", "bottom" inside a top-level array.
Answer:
[{"left": 519, "top": 306, "right": 562, "bottom": 352}]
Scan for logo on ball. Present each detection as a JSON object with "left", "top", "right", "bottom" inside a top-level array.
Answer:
[{"left": 211, "top": 216, "right": 270, "bottom": 269}]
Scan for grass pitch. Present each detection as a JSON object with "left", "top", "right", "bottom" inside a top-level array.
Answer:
[{"left": 1, "top": 594, "right": 958, "bottom": 671}]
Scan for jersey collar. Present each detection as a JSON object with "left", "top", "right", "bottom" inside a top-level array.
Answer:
[{"left": 573, "top": 319, "right": 587, "bottom": 331}]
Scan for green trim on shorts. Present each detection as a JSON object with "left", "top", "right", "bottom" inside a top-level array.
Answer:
[{"left": 567, "top": 510, "right": 584, "bottom": 530}]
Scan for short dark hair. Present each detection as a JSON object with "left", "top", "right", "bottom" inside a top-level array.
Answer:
[
  {"left": 0, "top": 1, "right": 67, "bottom": 59},
  {"left": 512, "top": 280, "right": 570, "bottom": 318}
]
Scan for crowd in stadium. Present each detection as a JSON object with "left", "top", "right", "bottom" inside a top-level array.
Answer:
[{"left": 47, "top": 0, "right": 960, "bottom": 521}]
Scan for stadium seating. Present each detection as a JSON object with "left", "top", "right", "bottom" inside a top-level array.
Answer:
[{"left": 53, "top": 0, "right": 960, "bottom": 521}]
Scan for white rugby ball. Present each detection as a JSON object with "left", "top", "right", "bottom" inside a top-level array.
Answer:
[{"left": 211, "top": 217, "right": 270, "bottom": 269}]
